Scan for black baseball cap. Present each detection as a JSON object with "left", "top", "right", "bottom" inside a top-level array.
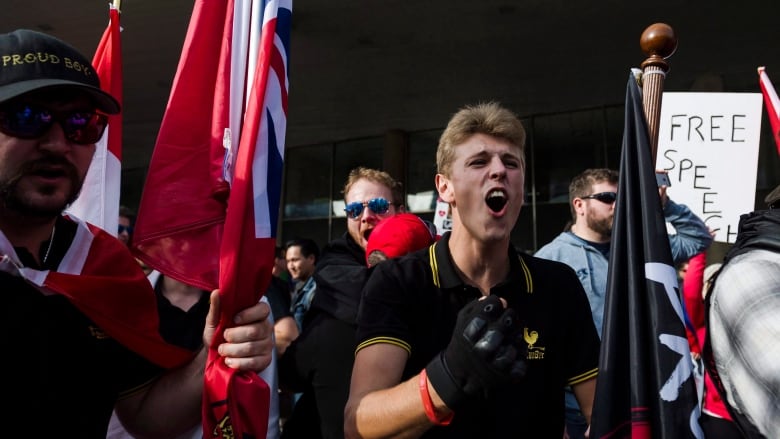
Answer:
[{"left": 0, "top": 29, "right": 120, "bottom": 114}]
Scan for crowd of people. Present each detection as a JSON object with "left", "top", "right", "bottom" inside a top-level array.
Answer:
[{"left": 1, "top": 27, "right": 777, "bottom": 439}]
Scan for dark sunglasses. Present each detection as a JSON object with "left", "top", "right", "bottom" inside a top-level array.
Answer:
[
  {"left": 344, "top": 197, "right": 391, "bottom": 220},
  {"left": 581, "top": 191, "right": 617, "bottom": 204},
  {"left": 118, "top": 224, "right": 134, "bottom": 234},
  {"left": 0, "top": 103, "right": 108, "bottom": 145}
]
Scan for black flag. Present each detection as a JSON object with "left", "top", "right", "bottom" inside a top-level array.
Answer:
[{"left": 590, "top": 73, "right": 703, "bottom": 439}]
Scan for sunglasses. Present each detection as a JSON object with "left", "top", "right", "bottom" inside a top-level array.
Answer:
[
  {"left": 0, "top": 103, "right": 108, "bottom": 145},
  {"left": 581, "top": 191, "right": 617, "bottom": 204},
  {"left": 118, "top": 224, "right": 134, "bottom": 234},
  {"left": 344, "top": 197, "right": 392, "bottom": 220}
]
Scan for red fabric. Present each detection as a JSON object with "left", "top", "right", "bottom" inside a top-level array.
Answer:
[
  {"left": 682, "top": 253, "right": 705, "bottom": 355},
  {"left": 66, "top": 4, "right": 123, "bottom": 231},
  {"left": 93, "top": 6, "right": 123, "bottom": 160},
  {"left": 131, "top": 0, "right": 230, "bottom": 291},
  {"left": 204, "top": 3, "right": 280, "bottom": 436},
  {"left": 132, "top": 0, "right": 294, "bottom": 436},
  {"left": 39, "top": 219, "right": 192, "bottom": 369},
  {"left": 365, "top": 213, "right": 436, "bottom": 265},
  {"left": 681, "top": 253, "right": 732, "bottom": 421},
  {"left": 758, "top": 67, "right": 780, "bottom": 155}
]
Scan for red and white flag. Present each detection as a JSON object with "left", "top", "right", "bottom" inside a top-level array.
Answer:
[
  {"left": 66, "top": 4, "right": 123, "bottom": 233},
  {"left": 758, "top": 66, "right": 780, "bottom": 155},
  {"left": 132, "top": 0, "right": 292, "bottom": 437},
  {"left": 0, "top": 217, "right": 192, "bottom": 369}
]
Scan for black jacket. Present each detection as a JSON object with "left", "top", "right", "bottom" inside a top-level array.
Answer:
[{"left": 309, "top": 232, "right": 367, "bottom": 325}]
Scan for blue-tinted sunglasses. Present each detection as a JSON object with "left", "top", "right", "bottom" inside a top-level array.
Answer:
[
  {"left": 344, "top": 197, "right": 392, "bottom": 220},
  {"left": 0, "top": 103, "right": 108, "bottom": 145},
  {"left": 118, "top": 224, "right": 134, "bottom": 234},
  {"left": 581, "top": 191, "right": 617, "bottom": 204}
]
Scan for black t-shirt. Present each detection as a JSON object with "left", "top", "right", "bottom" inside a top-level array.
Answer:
[
  {"left": 2, "top": 217, "right": 163, "bottom": 438},
  {"left": 155, "top": 277, "right": 210, "bottom": 351},
  {"left": 265, "top": 275, "right": 293, "bottom": 322},
  {"left": 356, "top": 232, "right": 601, "bottom": 438}
]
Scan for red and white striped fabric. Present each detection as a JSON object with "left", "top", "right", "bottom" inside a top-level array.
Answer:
[
  {"left": 0, "top": 216, "right": 191, "bottom": 369},
  {"left": 758, "top": 66, "right": 780, "bottom": 155},
  {"left": 66, "top": 4, "right": 123, "bottom": 233}
]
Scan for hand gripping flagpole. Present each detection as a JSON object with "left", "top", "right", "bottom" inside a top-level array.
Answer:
[{"left": 639, "top": 23, "right": 677, "bottom": 162}]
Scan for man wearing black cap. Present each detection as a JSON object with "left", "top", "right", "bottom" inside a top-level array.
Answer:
[
  {"left": 0, "top": 29, "right": 274, "bottom": 438},
  {"left": 703, "top": 183, "right": 780, "bottom": 438}
]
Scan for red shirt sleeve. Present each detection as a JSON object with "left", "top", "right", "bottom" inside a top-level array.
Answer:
[{"left": 682, "top": 252, "right": 706, "bottom": 354}]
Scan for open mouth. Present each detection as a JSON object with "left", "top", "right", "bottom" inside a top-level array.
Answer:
[{"left": 486, "top": 189, "right": 507, "bottom": 212}]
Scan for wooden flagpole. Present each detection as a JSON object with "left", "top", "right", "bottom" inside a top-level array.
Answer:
[{"left": 639, "top": 23, "right": 677, "bottom": 163}]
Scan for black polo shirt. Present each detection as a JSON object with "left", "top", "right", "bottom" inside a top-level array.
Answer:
[
  {"left": 1, "top": 216, "right": 163, "bottom": 438},
  {"left": 356, "top": 232, "right": 600, "bottom": 438}
]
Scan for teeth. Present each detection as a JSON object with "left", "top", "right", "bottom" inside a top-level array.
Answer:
[
  {"left": 486, "top": 190, "right": 508, "bottom": 212},
  {"left": 487, "top": 190, "right": 505, "bottom": 199}
]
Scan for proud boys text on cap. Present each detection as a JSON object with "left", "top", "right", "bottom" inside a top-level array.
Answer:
[{"left": 0, "top": 29, "right": 119, "bottom": 114}]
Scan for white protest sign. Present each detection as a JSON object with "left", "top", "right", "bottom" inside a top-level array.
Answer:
[{"left": 656, "top": 92, "right": 763, "bottom": 243}]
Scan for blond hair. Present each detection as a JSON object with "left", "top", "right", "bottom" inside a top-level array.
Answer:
[
  {"left": 436, "top": 102, "right": 526, "bottom": 177},
  {"left": 342, "top": 167, "right": 404, "bottom": 207}
]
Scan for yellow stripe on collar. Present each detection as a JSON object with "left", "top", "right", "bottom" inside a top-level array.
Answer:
[
  {"left": 429, "top": 241, "right": 533, "bottom": 294},
  {"left": 429, "top": 242, "right": 440, "bottom": 287},
  {"left": 519, "top": 256, "right": 533, "bottom": 294}
]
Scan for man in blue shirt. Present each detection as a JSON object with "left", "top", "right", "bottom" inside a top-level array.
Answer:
[{"left": 535, "top": 167, "right": 713, "bottom": 438}]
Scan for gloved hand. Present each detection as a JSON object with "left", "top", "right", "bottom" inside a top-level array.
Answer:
[{"left": 426, "top": 295, "right": 527, "bottom": 409}]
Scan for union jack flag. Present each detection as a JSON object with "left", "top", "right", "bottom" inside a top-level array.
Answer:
[
  {"left": 132, "top": 0, "right": 292, "bottom": 437},
  {"left": 209, "top": 1, "right": 292, "bottom": 436}
]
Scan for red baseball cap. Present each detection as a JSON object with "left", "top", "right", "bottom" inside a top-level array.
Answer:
[{"left": 366, "top": 213, "right": 437, "bottom": 266}]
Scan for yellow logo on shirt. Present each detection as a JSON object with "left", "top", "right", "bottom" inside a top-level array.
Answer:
[{"left": 524, "top": 327, "right": 545, "bottom": 360}]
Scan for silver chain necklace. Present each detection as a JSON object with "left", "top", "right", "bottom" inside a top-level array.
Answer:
[{"left": 42, "top": 224, "right": 56, "bottom": 265}]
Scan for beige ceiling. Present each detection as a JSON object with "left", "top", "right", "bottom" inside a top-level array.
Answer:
[{"left": 2, "top": 0, "right": 779, "bottom": 201}]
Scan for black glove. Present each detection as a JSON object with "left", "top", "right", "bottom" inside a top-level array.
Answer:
[{"left": 426, "top": 295, "right": 527, "bottom": 409}]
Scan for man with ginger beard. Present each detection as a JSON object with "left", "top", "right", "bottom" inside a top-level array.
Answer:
[
  {"left": 344, "top": 102, "right": 600, "bottom": 438},
  {"left": 280, "top": 167, "right": 405, "bottom": 439}
]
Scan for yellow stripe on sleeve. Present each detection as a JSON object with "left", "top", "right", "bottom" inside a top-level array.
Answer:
[
  {"left": 355, "top": 336, "right": 412, "bottom": 356},
  {"left": 567, "top": 367, "right": 599, "bottom": 386}
]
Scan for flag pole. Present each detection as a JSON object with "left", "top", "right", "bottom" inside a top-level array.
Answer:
[
  {"left": 113, "top": 0, "right": 121, "bottom": 11},
  {"left": 639, "top": 23, "right": 677, "bottom": 162}
]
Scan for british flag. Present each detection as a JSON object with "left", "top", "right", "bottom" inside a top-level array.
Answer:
[
  {"left": 132, "top": 0, "right": 293, "bottom": 437},
  {"left": 209, "top": 2, "right": 292, "bottom": 436}
]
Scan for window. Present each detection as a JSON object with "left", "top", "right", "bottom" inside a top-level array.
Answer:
[{"left": 406, "top": 129, "right": 440, "bottom": 214}]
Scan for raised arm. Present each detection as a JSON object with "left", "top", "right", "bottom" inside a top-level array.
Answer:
[{"left": 661, "top": 192, "right": 713, "bottom": 264}]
